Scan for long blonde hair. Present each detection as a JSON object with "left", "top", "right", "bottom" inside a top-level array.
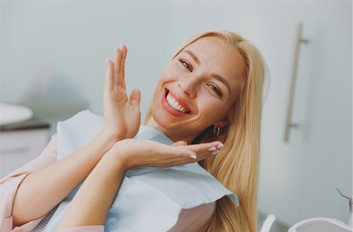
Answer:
[{"left": 145, "top": 31, "right": 266, "bottom": 232}]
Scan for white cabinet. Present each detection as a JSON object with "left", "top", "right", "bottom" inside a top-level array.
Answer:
[{"left": 0, "top": 121, "right": 50, "bottom": 178}]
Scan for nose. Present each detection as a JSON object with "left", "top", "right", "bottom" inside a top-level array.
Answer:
[{"left": 178, "top": 78, "right": 198, "bottom": 98}]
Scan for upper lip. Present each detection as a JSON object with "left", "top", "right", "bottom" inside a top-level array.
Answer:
[{"left": 166, "top": 88, "right": 192, "bottom": 113}]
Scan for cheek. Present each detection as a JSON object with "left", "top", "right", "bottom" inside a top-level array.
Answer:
[
  {"left": 150, "top": 81, "right": 164, "bottom": 110},
  {"left": 197, "top": 91, "right": 233, "bottom": 118},
  {"left": 151, "top": 65, "right": 179, "bottom": 108},
  {"left": 197, "top": 96, "right": 225, "bottom": 117},
  {"left": 160, "top": 63, "right": 182, "bottom": 81}
]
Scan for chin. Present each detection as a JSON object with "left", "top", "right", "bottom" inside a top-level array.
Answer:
[{"left": 151, "top": 108, "right": 176, "bottom": 129}]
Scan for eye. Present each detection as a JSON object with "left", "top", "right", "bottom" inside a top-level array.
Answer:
[
  {"left": 207, "top": 83, "right": 223, "bottom": 97},
  {"left": 178, "top": 58, "right": 193, "bottom": 72}
]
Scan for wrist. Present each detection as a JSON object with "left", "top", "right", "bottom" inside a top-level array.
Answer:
[
  {"left": 94, "top": 131, "right": 119, "bottom": 155},
  {"left": 103, "top": 148, "right": 129, "bottom": 173},
  {"left": 100, "top": 129, "right": 124, "bottom": 143}
]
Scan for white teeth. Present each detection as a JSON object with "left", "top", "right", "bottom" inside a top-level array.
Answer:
[{"left": 166, "top": 93, "right": 187, "bottom": 113}]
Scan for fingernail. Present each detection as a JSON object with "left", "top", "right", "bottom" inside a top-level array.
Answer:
[
  {"left": 216, "top": 144, "right": 224, "bottom": 149},
  {"left": 190, "top": 154, "right": 197, "bottom": 159},
  {"left": 211, "top": 150, "right": 219, "bottom": 155},
  {"left": 208, "top": 146, "right": 216, "bottom": 151}
]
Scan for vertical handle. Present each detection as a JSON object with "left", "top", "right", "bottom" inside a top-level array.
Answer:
[{"left": 284, "top": 22, "right": 309, "bottom": 143}]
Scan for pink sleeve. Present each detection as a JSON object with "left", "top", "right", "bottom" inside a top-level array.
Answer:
[
  {"left": 0, "top": 134, "right": 58, "bottom": 232},
  {"left": 168, "top": 202, "right": 216, "bottom": 232},
  {"left": 62, "top": 225, "right": 104, "bottom": 232}
]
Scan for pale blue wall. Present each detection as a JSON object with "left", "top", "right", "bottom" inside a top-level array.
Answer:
[{"left": 0, "top": 1, "right": 172, "bottom": 122}]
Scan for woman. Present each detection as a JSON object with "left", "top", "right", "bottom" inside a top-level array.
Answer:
[{"left": 0, "top": 30, "right": 266, "bottom": 232}]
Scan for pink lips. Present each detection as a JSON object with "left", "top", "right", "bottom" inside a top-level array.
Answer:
[
  {"left": 161, "top": 88, "right": 191, "bottom": 117},
  {"left": 167, "top": 90, "right": 191, "bottom": 113}
]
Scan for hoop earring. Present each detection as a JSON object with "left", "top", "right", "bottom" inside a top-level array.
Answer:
[{"left": 213, "top": 126, "right": 221, "bottom": 136}]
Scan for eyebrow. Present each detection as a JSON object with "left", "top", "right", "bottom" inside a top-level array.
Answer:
[
  {"left": 182, "top": 50, "right": 201, "bottom": 65},
  {"left": 181, "top": 50, "right": 232, "bottom": 94}
]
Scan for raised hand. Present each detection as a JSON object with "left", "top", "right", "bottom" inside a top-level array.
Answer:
[
  {"left": 103, "top": 45, "right": 141, "bottom": 140},
  {"left": 106, "top": 139, "right": 224, "bottom": 171}
]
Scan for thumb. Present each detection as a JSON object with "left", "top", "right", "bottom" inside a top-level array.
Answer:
[
  {"left": 129, "top": 89, "right": 141, "bottom": 109},
  {"left": 172, "top": 141, "right": 188, "bottom": 146}
]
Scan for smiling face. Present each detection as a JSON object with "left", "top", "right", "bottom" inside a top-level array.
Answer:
[{"left": 147, "top": 36, "right": 247, "bottom": 143}]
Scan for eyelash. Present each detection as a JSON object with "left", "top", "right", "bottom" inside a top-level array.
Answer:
[
  {"left": 207, "top": 84, "right": 222, "bottom": 96},
  {"left": 178, "top": 58, "right": 223, "bottom": 97},
  {"left": 179, "top": 58, "right": 193, "bottom": 72}
]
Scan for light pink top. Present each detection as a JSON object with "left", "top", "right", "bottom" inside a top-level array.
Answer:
[{"left": 0, "top": 134, "right": 215, "bottom": 232}]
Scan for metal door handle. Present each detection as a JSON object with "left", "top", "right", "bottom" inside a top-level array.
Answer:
[{"left": 284, "top": 22, "right": 309, "bottom": 143}]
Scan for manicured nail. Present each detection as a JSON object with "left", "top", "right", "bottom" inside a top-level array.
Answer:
[
  {"left": 208, "top": 146, "right": 216, "bottom": 151},
  {"left": 211, "top": 150, "right": 219, "bottom": 155},
  {"left": 216, "top": 144, "right": 224, "bottom": 149},
  {"left": 190, "top": 154, "right": 197, "bottom": 159}
]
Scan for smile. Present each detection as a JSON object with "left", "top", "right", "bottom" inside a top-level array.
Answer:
[
  {"left": 162, "top": 89, "right": 191, "bottom": 116},
  {"left": 166, "top": 94, "right": 188, "bottom": 113}
]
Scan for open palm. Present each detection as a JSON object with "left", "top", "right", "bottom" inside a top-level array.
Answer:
[
  {"left": 109, "top": 139, "right": 224, "bottom": 170},
  {"left": 103, "top": 45, "right": 141, "bottom": 140}
]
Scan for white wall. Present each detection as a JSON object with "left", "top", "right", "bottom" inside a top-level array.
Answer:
[
  {"left": 254, "top": 1, "right": 352, "bottom": 226},
  {"left": 1, "top": 0, "right": 352, "bottom": 229}
]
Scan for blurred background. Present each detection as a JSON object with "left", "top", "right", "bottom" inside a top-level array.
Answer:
[{"left": 0, "top": 1, "right": 352, "bottom": 231}]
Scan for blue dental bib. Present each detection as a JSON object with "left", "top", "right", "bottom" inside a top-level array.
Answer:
[{"left": 34, "top": 110, "right": 239, "bottom": 232}]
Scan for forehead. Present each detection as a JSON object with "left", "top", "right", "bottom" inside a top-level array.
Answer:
[{"left": 181, "top": 36, "right": 246, "bottom": 91}]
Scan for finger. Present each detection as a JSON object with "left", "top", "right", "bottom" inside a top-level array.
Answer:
[
  {"left": 164, "top": 146, "right": 197, "bottom": 160},
  {"left": 163, "top": 142, "right": 222, "bottom": 160},
  {"left": 120, "top": 44, "right": 127, "bottom": 89},
  {"left": 104, "top": 60, "right": 114, "bottom": 91},
  {"left": 114, "top": 48, "right": 122, "bottom": 87},
  {"left": 129, "top": 89, "right": 141, "bottom": 109},
  {"left": 172, "top": 141, "right": 187, "bottom": 146},
  {"left": 193, "top": 152, "right": 215, "bottom": 162},
  {"left": 198, "top": 143, "right": 225, "bottom": 160},
  {"left": 186, "top": 141, "right": 223, "bottom": 154}
]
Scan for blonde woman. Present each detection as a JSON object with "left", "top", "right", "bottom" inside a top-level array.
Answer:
[{"left": 0, "top": 31, "right": 266, "bottom": 232}]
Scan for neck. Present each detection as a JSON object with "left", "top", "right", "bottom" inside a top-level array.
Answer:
[{"left": 145, "top": 117, "right": 195, "bottom": 144}]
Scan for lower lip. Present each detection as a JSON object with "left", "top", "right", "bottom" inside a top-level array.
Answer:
[{"left": 161, "top": 91, "right": 188, "bottom": 117}]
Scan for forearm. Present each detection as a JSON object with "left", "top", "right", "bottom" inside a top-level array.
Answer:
[
  {"left": 12, "top": 131, "right": 118, "bottom": 226},
  {"left": 57, "top": 153, "right": 126, "bottom": 230}
]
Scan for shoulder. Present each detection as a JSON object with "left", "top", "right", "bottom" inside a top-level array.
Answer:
[{"left": 168, "top": 202, "right": 216, "bottom": 232}]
